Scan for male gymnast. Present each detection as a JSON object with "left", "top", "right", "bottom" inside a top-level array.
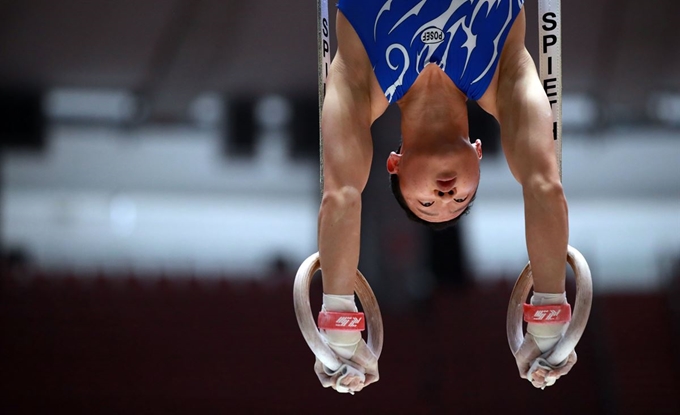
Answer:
[{"left": 315, "top": 0, "right": 577, "bottom": 392}]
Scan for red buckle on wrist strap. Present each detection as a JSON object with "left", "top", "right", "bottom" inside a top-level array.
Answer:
[
  {"left": 317, "top": 311, "right": 365, "bottom": 331},
  {"left": 523, "top": 304, "right": 571, "bottom": 323}
]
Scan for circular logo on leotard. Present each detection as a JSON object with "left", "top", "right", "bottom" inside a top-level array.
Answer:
[{"left": 420, "top": 27, "right": 445, "bottom": 45}]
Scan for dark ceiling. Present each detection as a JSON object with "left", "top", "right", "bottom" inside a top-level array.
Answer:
[{"left": 0, "top": 0, "right": 678, "bottom": 123}]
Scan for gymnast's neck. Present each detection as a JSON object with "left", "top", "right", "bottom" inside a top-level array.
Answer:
[{"left": 397, "top": 64, "right": 469, "bottom": 147}]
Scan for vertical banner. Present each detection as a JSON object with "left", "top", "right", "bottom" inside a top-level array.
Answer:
[
  {"left": 317, "top": 0, "right": 330, "bottom": 193},
  {"left": 538, "top": 0, "right": 562, "bottom": 178}
]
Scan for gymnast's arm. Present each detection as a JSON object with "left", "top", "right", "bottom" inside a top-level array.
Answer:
[
  {"left": 318, "top": 12, "right": 391, "bottom": 296},
  {"left": 318, "top": 63, "right": 373, "bottom": 296},
  {"left": 312, "top": 14, "right": 388, "bottom": 392},
  {"left": 496, "top": 46, "right": 568, "bottom": 295},
  {"left": 495, "top": 47, "right": 577, "bottom": 386}
]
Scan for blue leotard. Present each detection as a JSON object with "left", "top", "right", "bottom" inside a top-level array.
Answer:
[{"left": 337, "top": 0, "right": 524, "bottom": 102}]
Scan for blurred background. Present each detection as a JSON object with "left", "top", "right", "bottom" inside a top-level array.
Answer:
[{"left": 1, "top": 0, "right": 679, "bottom": 413}]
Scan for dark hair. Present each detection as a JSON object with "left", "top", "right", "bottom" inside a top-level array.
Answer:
[{"left": 390, "top": 173, "right": 477, "bottom": 230}]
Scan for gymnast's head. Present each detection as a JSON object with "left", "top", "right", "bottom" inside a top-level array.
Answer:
[{"left": 387, "top": 137, "right": 482, "bottom": 230}]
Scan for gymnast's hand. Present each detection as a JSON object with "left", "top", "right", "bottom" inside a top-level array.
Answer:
[
  {"left": 514, "top": 292, "right": 577, "bottom": 389},
  {"left": 514, "top": 332, "right": 577, "bottom": 389},
  {"left": 313, "top": 293, "right": 379, "bottom": 393},
  {"left": 314, "top": 337, "right": 379, "bottom": 393}
]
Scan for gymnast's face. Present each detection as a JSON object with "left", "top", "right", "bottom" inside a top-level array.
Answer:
[{"left": 387, "top": 139, "right": 482, "bottom": 222}]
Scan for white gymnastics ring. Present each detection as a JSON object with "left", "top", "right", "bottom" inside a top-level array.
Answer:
[
  {"left": 507, "top": 245, "right": 593, "bottom": 366},
  {"left": 293, "top": 252, "right": 384, "bottom": 372}
]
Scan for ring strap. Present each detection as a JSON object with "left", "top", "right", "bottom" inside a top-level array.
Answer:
[
  {"left": 318, "top": 311, "right": 365, "bottom": 331},
  {"left": 523, "top": 304, "right": 571, "bottom": 324}
]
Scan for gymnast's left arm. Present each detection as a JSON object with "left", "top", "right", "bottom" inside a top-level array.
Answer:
[{"left": 496, "top": 47, "right": 577, "bottom": 388}]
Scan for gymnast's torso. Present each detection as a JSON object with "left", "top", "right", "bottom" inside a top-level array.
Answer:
[{"left": 337, "top": 0, "right": 525, "bottom": 103}]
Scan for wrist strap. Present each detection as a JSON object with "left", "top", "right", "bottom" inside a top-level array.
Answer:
[
  {"left": 318, "top": 311, "right": 365, "bottom": 331},
  {"left": 523, "top": 304, "right": 571, "bottom": 323}
]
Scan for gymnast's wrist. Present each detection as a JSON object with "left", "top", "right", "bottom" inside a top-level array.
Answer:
[
  {"left": 526, "top": 292, "right": 569, "bottom": 353},
  {"left": 320, "top": 294, "right": 361, "bottom": 359},
  {"left": 322, "top": 293, "right": 357, "bottom": 312}
]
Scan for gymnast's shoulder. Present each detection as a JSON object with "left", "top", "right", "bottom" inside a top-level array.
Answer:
[{"left": 331, "top": 11, "right": 388, "bottom": 121}]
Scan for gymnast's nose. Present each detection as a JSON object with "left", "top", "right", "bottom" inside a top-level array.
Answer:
[
  {"left": 436, "top": 189, "right": 455, "bottom": 200},
  {"left": 436, "top": 179, "right": 455, "bottom": 192}
]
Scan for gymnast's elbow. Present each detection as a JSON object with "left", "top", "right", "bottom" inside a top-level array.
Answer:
[
  {"left": 319, "top": 186, "right": 362, "bottom": 219},
  {"left": 521, "top": 173, "right": 566, "bottom": 204}
]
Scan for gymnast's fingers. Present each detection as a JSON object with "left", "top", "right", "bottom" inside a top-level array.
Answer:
[{"left": 548, "top": 350, "right": 577, "bottom": 379}]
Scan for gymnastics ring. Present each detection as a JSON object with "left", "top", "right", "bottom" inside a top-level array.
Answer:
[
  {"left": 293, "top": 252, "right": 384, "bottom": 371},
  {"left": 507, "top": 245, "right": 593, "bottom": 366}
]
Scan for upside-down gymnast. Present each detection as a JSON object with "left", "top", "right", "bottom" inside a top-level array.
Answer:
[{"left": 316, "top": 0, "right": 577, "bottom": 392}]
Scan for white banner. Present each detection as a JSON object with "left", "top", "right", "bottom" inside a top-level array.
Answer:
[{"left": 538, "top": 0, "right": 562, "bottom": 178}]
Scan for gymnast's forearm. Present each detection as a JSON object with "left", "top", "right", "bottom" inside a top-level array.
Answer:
[
  {"left": 318, "top": 186, "right": 363, "bottom": 296},
  {"left": 523, "top": 179, "right": 568, "bottom": 293}
]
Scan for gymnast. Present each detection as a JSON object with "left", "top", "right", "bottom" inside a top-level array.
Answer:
[{"left": 315, "top": 0, "right": 577, "bottom": 392}]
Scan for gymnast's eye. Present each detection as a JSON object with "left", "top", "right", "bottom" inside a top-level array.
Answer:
[
  {"left": 454, "top": 198, "right": 466, "bottom": 203},
  {"left": 420, "top": 201, "right": 434, "bottom": 207}
]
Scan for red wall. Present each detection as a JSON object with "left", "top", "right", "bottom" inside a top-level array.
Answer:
[{"left": 1, "top": 270, "right": 678, "bottom": 414}]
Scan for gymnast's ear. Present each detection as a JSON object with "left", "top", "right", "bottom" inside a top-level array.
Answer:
[
  {"left": 386, "top": 152, "right": 401, "bottom": 174},
  {"left": 473, "top": 139, "right": 483, "bottom": 160}
]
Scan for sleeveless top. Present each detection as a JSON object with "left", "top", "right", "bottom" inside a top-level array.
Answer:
[{"left": 337, "top": 0, "right": 524, "bottom": 102}]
